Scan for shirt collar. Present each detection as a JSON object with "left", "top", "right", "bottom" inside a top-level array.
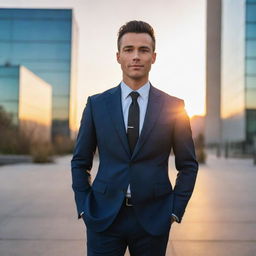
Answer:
[{"left": 120, "top": 81, "right": 150, "bottom": 101}]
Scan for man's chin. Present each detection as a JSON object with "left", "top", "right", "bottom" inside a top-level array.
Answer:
[{"left": 128, "top": 74, "right": 145, "bottom": 81}]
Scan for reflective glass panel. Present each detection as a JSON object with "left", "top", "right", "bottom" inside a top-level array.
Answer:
[
  {"left": 246, "top": 59, "right": 256, "bottom": 75},
  {"left": 0, "top": 67, "right": 19, "bottom": 122},
  {"left": 0, "top": 20, "right": 11, "bottom": 39},
  {"left": 0, "top": 102, "right": 18, "bottom": 116},
  {"left": 0, "top": 67, "right": 19, "bottom": 101},
  {"left": 12, "top": 42, "right": 71, "bottom": 60},
  {"left": 0, "top": 42, "right": 11, "bottom": 63},
  {"left": 246, "top": 88, "right": 256, "bottom": 108},
  {"left": 247, "top": 4, "right": 256, "bottom": 22},
  {"left": 38, "top": 72, "right": 70, "bottom": 96},
  {"left": 246, "top": 76, "right": 256, "bottom": 88},
  {"left": 0, "top": 66, "right": 19, "bottom": 76},
  {"left": 53, "top": 96, "right": 69, "bottom": 109},
  {"left": 246, "top": 109, "right": 256, "bottom": 143},
  {"left": 0, "top": 9, "right": 72, "bottom": 19},
  {"left": 0, "top": 77, "right": 19, "bottom": 100},
  {"left": 246, "top": 24, "right": 256, "bottom": 38},
  {"left": 18, "top": 61, "right": 70, "bottom": 72},
  {"left": 13, "top": 20, "right": 71, "bottom": 41},
  {"left": 246, "top": 41, "right": 256, "bottom": 57}
]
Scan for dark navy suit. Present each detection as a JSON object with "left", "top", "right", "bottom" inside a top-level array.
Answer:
[{"left": 71, "top": 84, "right": 198, "bottom": 249}]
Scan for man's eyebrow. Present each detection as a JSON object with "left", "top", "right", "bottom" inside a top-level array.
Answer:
[
  {"left": 122, "top": 45, "right": 151, "bottom": 50},
  {"left": 123, "top": 45, "right": 134, "bottom": 49},
  {"left": 139, "top": 46, "right": 151, "bottom": 49}
]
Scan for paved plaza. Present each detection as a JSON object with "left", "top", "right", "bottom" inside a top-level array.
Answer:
[{"left": 0, "top": 154, "right": 256, "bottom": 256}]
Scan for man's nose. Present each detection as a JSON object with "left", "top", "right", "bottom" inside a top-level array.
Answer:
[{"left": 132, "top": 50, "right": 140, "bottom": 61}]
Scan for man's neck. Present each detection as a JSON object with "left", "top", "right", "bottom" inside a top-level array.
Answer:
[{"left": 122, "top": 77, "right": 149, "bottom": 90}]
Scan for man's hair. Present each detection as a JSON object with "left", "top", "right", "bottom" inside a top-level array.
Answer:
[{"left": 117, "top": 20, "right": 156, "bottom": 52}]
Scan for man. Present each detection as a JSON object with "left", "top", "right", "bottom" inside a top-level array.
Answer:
[{"left": 71, "top": 20, "right": 198, "bottom": 256}]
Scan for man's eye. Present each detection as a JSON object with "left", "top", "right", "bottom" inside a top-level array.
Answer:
[
  {"left": 124, "top": 49, "right": 132, "bottom": 52},
  {"left": 141, "top": 49, "right": 149, "bottom": 53}
]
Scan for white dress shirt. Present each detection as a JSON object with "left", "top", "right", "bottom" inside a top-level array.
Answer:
[{"left": 120, "top": 81, "right": 150, "bottom": 134}]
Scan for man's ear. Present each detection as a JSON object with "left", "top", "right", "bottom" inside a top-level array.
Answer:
[
  {"left": 116, "top": 52, "right": 120, "bottom": 64},
  {"left": 152, "top": 52, "right": 157, "bottom": 64}
]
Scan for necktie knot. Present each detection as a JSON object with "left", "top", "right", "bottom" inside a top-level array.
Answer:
[{"left": 129, "top": 91, "right": 140, "bottom": 102}]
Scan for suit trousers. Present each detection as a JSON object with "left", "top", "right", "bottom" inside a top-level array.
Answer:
[{"left": 86, "top": 200, "right": 170, "bottom": 256}]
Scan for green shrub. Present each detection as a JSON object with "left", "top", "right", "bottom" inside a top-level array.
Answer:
[
  {"left": 1, "top": 106, "right": 74, "bottom": 158},
  {"left": 30, "top": 142, "right": 54, "bottom": 163},
  {"left": 194, "top": 133, "right": 207, "bottom": 164},
  {"left": 53, "top": 135, "right": 75, "bottom": 155},
  {"left": 196, "top": 147, "right": 207, "bottom": 164},
  {"left": 0, "top": 107, "right": 30, "bottom": 154}
]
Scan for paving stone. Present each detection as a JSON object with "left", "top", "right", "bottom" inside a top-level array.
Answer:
[{"left": 0, "top": 154, "right": 255, "bottom": 256}]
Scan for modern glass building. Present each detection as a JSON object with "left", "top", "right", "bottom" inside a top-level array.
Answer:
[
  {"left": 206, "top": 0, "right": 256, "bottom": 154},
  {"left": 245, "top": 0, "right": 256, "bottom": 145},
  {"left": 0, "top": 8, "right": 78, "bottom": 139},
  {"left": 0, "top": 65, "right": 52, "bottom": 142},
  {"left": 221, "top": 0, "right": 246, "bottom": 143},
  {"left": 221, "top": 0, "right": 256, "bottom": 153}
]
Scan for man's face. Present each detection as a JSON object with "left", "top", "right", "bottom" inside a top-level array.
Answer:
[{"left": 116, "top": 33, "right": 156, "bottom": 82}]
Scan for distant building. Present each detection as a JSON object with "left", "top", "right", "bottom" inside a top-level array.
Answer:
[
  {"left": 205, "top": 0, "right": 222, "bottom": 146},
  {"left": 206, "top": 0, "right": 256, "bottom": 155},
  {"left": 0, "top": 8, "right": 78, "bottom": 139},
  {"left": 0, "top": 65, "right": 52, "bottom": 142}
]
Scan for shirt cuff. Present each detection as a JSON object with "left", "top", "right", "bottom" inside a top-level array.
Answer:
[
  {"left": 171, "top": 213, "right": 179, "bottom": 222},
  {"left": 78, "top": 211, "right": 84, "bottom": 219}
]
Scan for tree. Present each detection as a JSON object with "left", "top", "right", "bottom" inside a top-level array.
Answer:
[{"left": 0, "top": 106, "right": 30, "bottom": 154}]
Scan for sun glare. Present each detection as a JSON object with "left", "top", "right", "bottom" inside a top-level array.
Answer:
[{"left": 185, "top": 104, "right": 205, "bottom": 118}]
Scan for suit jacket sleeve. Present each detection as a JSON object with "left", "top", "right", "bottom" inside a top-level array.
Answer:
[
  {"left": 71, "top": 96, "right": 97, "bottom": 219},
  {"left": 172, "top": 100, "right": 198, "bottom": 222}
]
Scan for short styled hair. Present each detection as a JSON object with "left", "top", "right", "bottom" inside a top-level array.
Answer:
[{"left": 117, "top": 20, "right": 156, "bottom": 52}]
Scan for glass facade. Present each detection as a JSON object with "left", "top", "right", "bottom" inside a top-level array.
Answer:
[
  {"left": 0, "top": 65, "right": 52, "bottom": 142},
  {"left": 245, "top": 0, "right": 256, "bottom": 143},
  {"left": 69, "top": 16, "right": 78, "bottom": 139},
  {"left": 246, "top": 109, "right": 256, "bottom": 142},
  {"left": 220, "top": 0, "right": 256, "bottom": 147},
  {"left": 0, "top": 8, "right": 77, "bottom": 138},
  {"left": 221, "top": 0, "right": 246, "bottom": 142},
  {"left": 0, "top": 66, "right": 19, "bottom": 124}
]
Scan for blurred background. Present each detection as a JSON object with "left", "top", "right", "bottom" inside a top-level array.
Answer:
[
  {"left": 0, "top": 0, "right": 255, "bottom": 163},
  {"left": 0, "top": 0, "right": 256, "bottom": 255}
]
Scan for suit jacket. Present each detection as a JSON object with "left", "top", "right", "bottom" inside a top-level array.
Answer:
[{"left": 71, "top": 84, "right": 198, "bottom": 236}]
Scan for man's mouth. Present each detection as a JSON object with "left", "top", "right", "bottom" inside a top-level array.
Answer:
[{"left": 129, "top": 65, "right": 144, "bottom": 68}]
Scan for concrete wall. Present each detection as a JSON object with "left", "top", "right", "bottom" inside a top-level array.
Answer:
[{"left": 205, "top": 0, "right": 222, "bottom": 145}]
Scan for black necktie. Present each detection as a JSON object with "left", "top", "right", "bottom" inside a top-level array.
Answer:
[{"left": 127, "top": 91, "right": 140, "bottom": 153}]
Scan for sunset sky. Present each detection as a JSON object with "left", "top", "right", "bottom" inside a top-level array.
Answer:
[{"left": 0, "top": 0, "right": 206, "bottom": 123}]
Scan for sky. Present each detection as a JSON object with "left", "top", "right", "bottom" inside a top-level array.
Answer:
[{"left": 0, "top": 0, "right": 206, "bottom": 124}]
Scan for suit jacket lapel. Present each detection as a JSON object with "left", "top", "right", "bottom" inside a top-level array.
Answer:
[
  {"left": 105, "top": 85, "right": 130, "bottom": 156},
  {"left": 132, "top": 85, "right": 164, "bottom": 159}
]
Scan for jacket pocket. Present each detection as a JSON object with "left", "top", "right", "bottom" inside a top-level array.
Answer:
[
  {"left": 155, "top": 183, "right": 172, "bottom": 198},
  {"left": 92, "top": 179, "right": 107, "bottom": 194}
]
